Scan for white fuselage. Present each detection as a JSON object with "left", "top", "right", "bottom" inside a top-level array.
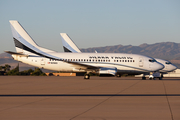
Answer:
[{"left": 12, "top": 52, "right": 164, "bottom": 75}]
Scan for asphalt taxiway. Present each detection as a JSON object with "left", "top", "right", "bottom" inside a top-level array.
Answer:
[{"left": 0, "top": 76, "right": 180, "bottom": 120}]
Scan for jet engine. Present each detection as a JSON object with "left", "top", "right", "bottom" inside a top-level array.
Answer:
[{"left": 97, "top": 67, "right": 117, "bottom": 76}]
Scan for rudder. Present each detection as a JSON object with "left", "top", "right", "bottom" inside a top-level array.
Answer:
[{"left": 9, "top": 20, "right": 38, "bottom": 54}]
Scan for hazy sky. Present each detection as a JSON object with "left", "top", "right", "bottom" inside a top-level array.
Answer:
[{"left": 0, "top": 0, "right": 180, "bottom": 53}]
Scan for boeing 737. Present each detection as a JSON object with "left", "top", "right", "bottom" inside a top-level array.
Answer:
[
  {"left": 60, "top": 33, "right": 177, "bottom": 79},
  {"left": 6, "top": 20, "right": 164, "bottom": 79}
]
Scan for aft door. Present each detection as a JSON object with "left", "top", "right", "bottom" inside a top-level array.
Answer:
[{"left": 139, "top": 57, "right": 143, "bottom": 67}]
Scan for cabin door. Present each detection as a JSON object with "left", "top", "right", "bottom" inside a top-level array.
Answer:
[{"left": 139, "top": 57, "right": 143, "bottom": 67}]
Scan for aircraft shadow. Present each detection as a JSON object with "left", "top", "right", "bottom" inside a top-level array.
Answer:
[{"left": 0, "top": 94, "right": 180, "bottom": 97}]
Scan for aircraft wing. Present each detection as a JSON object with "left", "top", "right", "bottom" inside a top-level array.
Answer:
[{"left": 67, "top": 61, "right": 99, "bottom": 70}]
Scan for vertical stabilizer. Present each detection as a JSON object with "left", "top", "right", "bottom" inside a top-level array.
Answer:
[
  {"left": 9, "top": 20, "right": 39, "bottom": 53},
  {"left": 9, "top": 20, "right": 55, "bottom": 54},
  {"left": 60, "top": 33, "right": 81, "bottom": 53}
]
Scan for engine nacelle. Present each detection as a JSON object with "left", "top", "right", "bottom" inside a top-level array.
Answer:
[{"left": 98, "top": 67, "right": 117, "bottom": 76}]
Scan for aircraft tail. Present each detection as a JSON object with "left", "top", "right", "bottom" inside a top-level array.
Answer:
[
  {"left": 60, "top": 33, "right": 81, "bottom": 53},
  {"left": 9, "top": 20, "right": 55, "bottom": 55},
  {"left": 9, "top": 20, "right": 39, "bottom": 54}
]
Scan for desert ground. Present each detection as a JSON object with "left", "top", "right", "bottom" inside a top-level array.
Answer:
[{"left": 0, "top": 76, "right": 180, "bottom": 120}]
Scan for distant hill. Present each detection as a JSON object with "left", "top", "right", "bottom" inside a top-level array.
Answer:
[
  {"left": 81, "top": 42, "right": 180, "bottom": 60},
  {"left": 0, "top": 52, "right": 12, "bottom": 58}
]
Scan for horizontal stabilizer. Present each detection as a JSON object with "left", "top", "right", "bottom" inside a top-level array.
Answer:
[{"left": 5, "top": 51, "right": 29, "bottom": 57}]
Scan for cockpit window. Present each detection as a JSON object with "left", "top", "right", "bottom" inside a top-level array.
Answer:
[
  {"left": 165, "top": 62, "right": 172, "bottom": 64},
  {"left": 149, "top": 59, "right": 156, "bottom": 62}
]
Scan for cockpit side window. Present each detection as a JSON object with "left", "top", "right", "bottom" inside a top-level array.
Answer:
[
  {"left": 165, "top": 62, "right": 172, "bottom": 65},
  {"left": 149, "top": 59, "right": 156, "bottom": 62}
]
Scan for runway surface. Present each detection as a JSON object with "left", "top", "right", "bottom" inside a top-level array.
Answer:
[{"left": 0, "top": 76, "right": 180, "bottom": 120}]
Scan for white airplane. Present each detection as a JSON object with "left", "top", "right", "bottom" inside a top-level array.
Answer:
[
  {"left": 6, "top": 20, "right": 164, "bottom": 79},
  {"left": 60, "top": 33, "right": 177, "bottom": 78}
]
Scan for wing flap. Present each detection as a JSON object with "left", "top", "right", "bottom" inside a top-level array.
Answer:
[{"left": 67, "top": 61, "right": 99, "bottom": 70}]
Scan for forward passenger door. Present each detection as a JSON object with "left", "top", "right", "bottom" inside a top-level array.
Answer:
[{"left": 139, "top": 57, "right": 143, "bottom": 67}]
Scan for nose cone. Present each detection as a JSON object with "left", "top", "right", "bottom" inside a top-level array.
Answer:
[
  {"left": 169, "top": 64, "right": 178, "bottom": 72},
  {"left": 153, "top": 62, "right": 164, "bottom": 71}
]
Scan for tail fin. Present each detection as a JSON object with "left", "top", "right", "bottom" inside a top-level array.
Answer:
[
  {"left": 9, "top": 20, "right": 61, "bottom": 60},
  {"left": 9, "top": 20, "right": 39, "bottom": 54},
  {"left": 9, "top": 20, "right": 55, "bottom": 55},
  {"left": 60, "top": 33, "right": 81, "bottom": 53}
]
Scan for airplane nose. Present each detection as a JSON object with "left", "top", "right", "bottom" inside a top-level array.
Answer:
[
  {"left": 155, "top": 62, "right": 164, "bottom": 71},
  {"left": 171, "top": 65, "right": 178, "bottom": 71}
]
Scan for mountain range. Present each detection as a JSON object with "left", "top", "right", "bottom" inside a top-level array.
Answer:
[
  {"left": 0, "top": 42, "right": 180, "bottom": 70},
  {"left": 81, "top": 42, "right": 180, "bottom": 60}
]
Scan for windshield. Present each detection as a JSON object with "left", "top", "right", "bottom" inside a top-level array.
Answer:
[{"left": 149, "top": 59, "right": 156, "bottom": 62}]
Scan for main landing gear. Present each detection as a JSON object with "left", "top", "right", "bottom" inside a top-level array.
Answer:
[
  {"left": 116, "top": 74, "right": 121, "bottom": 77},
  {"left": 84, "top": 73, "right": 90, "bottom": 79},
  {"left": 142, "top": 74, "right": 146, "bottom": 80}
]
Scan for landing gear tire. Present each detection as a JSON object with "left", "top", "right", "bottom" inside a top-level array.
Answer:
[
  {"left": 142, "top": 77, "right": 146, "bottom": 80},
  {"left": 161, "top": 74, "right": 164, "bottom": 78},
  {"left": 84, "top": 74, "right": 90, "bottom": 79},
  {"left": 116, "top": 74, "right": 121, "bottom": 77}
]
